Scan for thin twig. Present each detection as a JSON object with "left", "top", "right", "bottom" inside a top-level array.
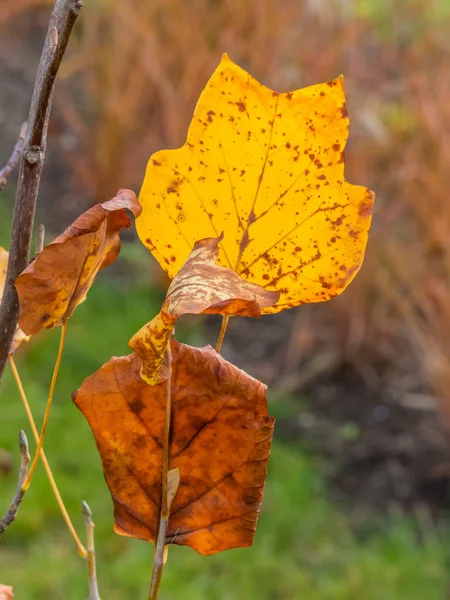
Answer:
[
  {"left": 82, "top": 501, "right": 101, "bottom": 600},
  {"left": 0, "top": 122, "right": 27, "bottom": 193},
  {"left": 22, "top": 320, "right": 67, "bottom": 491},
  {"left": 0, "top": 0, "right": 83, "bottom": 384},
  {"left": 0, "top": 431, "right": 30, "bottom": 535},
  {"left": 35, "top": 224, "right": 45, "bottom": 254},
  {"left": 8, "top": 354, "right": 87, "bottom": 557}
]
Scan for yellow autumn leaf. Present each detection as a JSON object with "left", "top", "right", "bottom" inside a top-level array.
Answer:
[{"left": 137, "top": 54, "right": 374, "bottom": 313}]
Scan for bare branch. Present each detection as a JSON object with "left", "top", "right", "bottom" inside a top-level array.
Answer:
[
  {"left": 0, "top": 431, "right": 30, "bottom": 536},
  {"left": 0, "top": 0, "right": 83, "bottom": 383},
  {"left": 82, "top": 501, "right": 101, "bottom": 600},
  {"left": 0, "top": 122, "right": 27, "bottom": 193}
]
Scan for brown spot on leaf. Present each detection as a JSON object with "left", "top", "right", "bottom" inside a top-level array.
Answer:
[
  {"left": 130, "top": 397, "right": 145, "bottom": 414},
  {"left": 319, "top": 276, "right": 332, "bottom": 289},
  {"left": 358, "top": 201, "right": 373, "bottom": 218}
]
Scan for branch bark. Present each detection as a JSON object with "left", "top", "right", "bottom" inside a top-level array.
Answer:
[{"left": 0, "top": 0, "right": 83, "bottom": 383}]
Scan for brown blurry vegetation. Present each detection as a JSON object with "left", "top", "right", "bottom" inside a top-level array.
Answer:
[{"left": 2, "top": 0, "right": 450, "bottom": 418}]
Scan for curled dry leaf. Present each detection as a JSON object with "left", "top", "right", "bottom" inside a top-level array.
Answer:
[
  {"left": 129, "top": 235, "right": 279, "bottom": 383},
  {"left": 137, "top": 54, "right": 374, "bottom": 313},
  {"left": 73, "top": 339, "right": 274, "bottom": 556},
  {"left": 0, "top": 248, "right": 29, "bottom": 353},
  {"left": 15, "top": 189, "right": 141, "bottom": 335}
]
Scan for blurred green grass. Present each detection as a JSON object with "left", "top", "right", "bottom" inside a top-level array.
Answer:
[{"left": 0, "top": 266, "right": 448, "bottom": 599}]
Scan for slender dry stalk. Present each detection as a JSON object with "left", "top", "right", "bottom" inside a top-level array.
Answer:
[
  {"left": 82, "top": 501, "right": 100, "bottom": 600},
  {"left": 8, "top": 355, "right": 87, "bottom": 557},
  {"left": 0, "top": 431, "right": 30, "bottom": 535},
  {"left": 22, "top": 321, "right": 67, "bottom": 490}
]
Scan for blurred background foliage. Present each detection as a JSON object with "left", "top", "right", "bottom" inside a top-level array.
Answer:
[{"left": 2, "top": 0, "right": 450, "bottom": 598}]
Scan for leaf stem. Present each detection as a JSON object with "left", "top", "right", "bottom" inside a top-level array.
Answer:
[
  {"left": 22, "top": 320, "right": 67, "bottom": 491},
  {"left": 8, "top": 354, "right": 87, "bottom": 557},
  {"left": 215, "top": 315, "right": 229, "bottom": 353},
  {"left": 149, "top": 344, "right": 173, "bottom": 600},
  {"left": 82, "top": 501, "right": 101, "bottom": 600},
  {"left": 149, "top": 514, "right": 169, "bottom": 600}
]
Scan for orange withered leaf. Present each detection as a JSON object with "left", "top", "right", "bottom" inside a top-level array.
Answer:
[
  {"left": 73, "top": 339, "right": 274, "bottom": 556},
  {"left": 137, "top": 54, "right": 374, "bottom": 313},
  {"left": 15, "top": 189, "right": 141, "bottom": 335},
  {"left": 129, "top": 235, "right": 279, "bottom": 383},
  {"left": 0, "top": 247, "right": 29, "bottom": 353}
]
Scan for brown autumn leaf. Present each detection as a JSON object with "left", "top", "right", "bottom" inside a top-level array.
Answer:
[
  {"left": 129, "top": 235, "right": 279, "bottom": 384},
  {"left": 137, "top": 54, "right": 374, "bottom": 313},
  {"left": 73, "top": 339, "right": 274, "bottom": 556},
  {"left": 0, "top": 247, "right": 29, "bottom": 353},
  {"left": 15, "top": 189, "right": 141, "bottom": 335}
]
